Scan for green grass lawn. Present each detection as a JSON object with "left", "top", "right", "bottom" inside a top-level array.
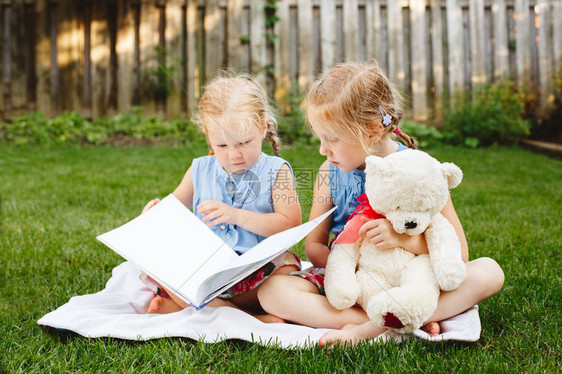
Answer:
[{"left": 1, "top": 144, "right": 560, "bottom": 372}]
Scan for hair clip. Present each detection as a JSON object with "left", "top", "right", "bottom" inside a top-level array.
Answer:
[{"left": 378, "top": 105, "right": 392, "bottom": 127}]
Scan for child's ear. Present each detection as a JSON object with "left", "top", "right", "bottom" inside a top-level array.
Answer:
[
  {"left": 368, "top": 123, "right": 385, "bottom": 144},
  {"left": 261, "top": 120, "right": 268, "bottom": 138}
]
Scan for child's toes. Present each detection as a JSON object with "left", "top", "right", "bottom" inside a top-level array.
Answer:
[{"left": 421, "top": 321, "right": 441, "bottom": 336}]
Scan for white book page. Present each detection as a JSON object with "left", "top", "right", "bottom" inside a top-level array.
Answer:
[
  {"left": 195, "top": 207, "right": 337, "bottom": 302},
  {"left": 97, "top": 194, "right": 238, "bottom": 303}
]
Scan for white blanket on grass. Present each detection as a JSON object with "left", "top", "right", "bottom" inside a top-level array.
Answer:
[{"left": 38, "top": 261, "right": 481, "bottom": 348}]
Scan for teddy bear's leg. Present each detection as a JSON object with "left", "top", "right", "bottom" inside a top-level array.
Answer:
[
  {"left": 355, "top": 267, "right": 392, "bottom": 310},
  {"left": 365, "top": 255, "right": 440, "bottom": 333},
  {"left": 325, "top": 243, "right": 362, "bottom": 310}
]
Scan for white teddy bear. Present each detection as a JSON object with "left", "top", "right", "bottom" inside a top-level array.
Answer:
[{"left": 324, "top": 149, "right": 466, "bottom": 333}]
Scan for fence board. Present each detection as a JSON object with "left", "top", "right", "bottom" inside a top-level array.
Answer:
[
  {"left": 24, "top": 0, "right": 37, "bottom": 109},
  {"left": 186, "top": 0, "right": 196, "bottom": 111},
  {"left": 515, "top": 0, "right": 532, "bottom": 85},
  {"left": 469, "top": 0, "right": 486, "bottom": 87},
  {"left": 297, "top": 0, "right": 312, "bottom": 89},
  {"left": 493, "top": 0, "right": 509, "bottom": 79},
  {"left": 139, "top": 0, "right": 159, "bottom": 114},
  {"left": 343, "top": 0, "right": 358, "bottom": 61},
  {"left": 91, "top": 1, "right": 110, "bottom": 118},
  {"left": 116, "top": 0, "right": 135, "bottom": 113},
  {"left": 58, "top": 0, "right": 83, "bottom": 113},
  {"left": 166, "top": 0, "right": 185, "bottom": 117},
  {"left": 446, "top": 0, "right": 464, "bottom": 95},
  {"left": 552, "top": 0, "right": 561, "bottom": 71},
  {"left": 387, "top": 0, "right": 405, "bottom": 90},
  {"left": 274, "top": 0, "right": 290, "bottom": 112},
  {"left": 537, "top": 0, "right": 552, "bottom": 113},
  {"left": 409, "top": 0, "right": 427, "bottom": 120},
  {"left": 227, "top": 0, "right": 242, "bottom": 71},
  {"left": 204, "top": 0, "right": 220, "bottom": 82},
  {"left": 320, "top": 0, "right": 335, "bottom": 73},
  {"left": 430, "top": 0, "right": 444, "bottom": 117},
  {"left": 251, "top": 0, "right": 266, "bottom": 86}
]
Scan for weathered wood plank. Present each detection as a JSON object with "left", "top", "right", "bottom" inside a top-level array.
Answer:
[
  {"left": 515, "top": 0, "right": 531, "bottom": 85},
  {"left": 2, "top": 1, "right": 12, "bottom": 113},
  {"left": 117, "top": 0, "right": 135, "bottom": 113},
  {"left": 320, "top": 0, "right": 335, "bottom": 72},
  {"left": 410, "top": 0, "right": 428, "bottom": 120},
  {"left": 139, "top": 0, "right": 159, "bottom": 114},
  {"left": 24, "top": 0, "right": 37, "bottom": 110},
  {"left": 251, "top": 0, "right": 266, "bottom": 86},
  {"left": 492, "top": 0, "right": 509, "bottom": 79},
  {"left": 469, "top": 0, "right": 486, "bottom": 87},
  {"left": 537, "top": 0, "right": 552, "bottom": 114},
  {"left": 186, "top": 0, "right": 196, "bottom": 111},
  {"left": 204, "top": 0, "right": 221, "bottom": 80},
  {"left": 343, "top": 0, "right": 358, "bottom": 60},
  {"left": 91, "top": 1, "right": 110, "bottom": 117},
  {"left": 387, "top": 0, "right": 405, "bottom": 90},
  {"left": 446, "top": 0, "right": 464, "bottom": 95},
  {"left": 166, "top": 0, "right": 185, "bottom": 117},
  {"left": 274, "top": 0, "right": 290, "bottom": 113},
  {"left": 430, "top": 0, "right": 444, "bottom": 117},
  {"left": 297, "top": 0, "right": 313, "bottom": 89},
  {"left": 552, "top": 0, "right": 562, "bottom": 72},
  {"left": 227, "top": 0, "right": 243, "bottom": 71}
]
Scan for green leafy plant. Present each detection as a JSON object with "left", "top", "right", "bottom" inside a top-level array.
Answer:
[
  {"left": 0, "top": 108, "right": 204, "bottom": 146},
  {"left": 444, "top": 81, "right": 530, "bottom": 147},
  {"left": 277, "top": 84, "right": 318, "bottom": 147}
]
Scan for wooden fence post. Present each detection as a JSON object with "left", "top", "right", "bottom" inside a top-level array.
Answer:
[
  {"left": 91, "top": 0, "right": 110, "bottom": 118},
  {"left": 227, "top": 0, "right": 243, "bottom": 72},
  {"left": 430, "top": 0, "right": 444, "bottom": 118},
  {"left": 274, "top": 0, "right": 289, "bottom": 114},
  {"left": 515, "top": 0, "right": 532, "bottom": 86},
  {"left": 320, "top": 0, "right": 335, "bottom": 73},
  {"left": 493, "top": 0, "right": 509, "bottom": 80},
  {"left": 204, "top": 0, "right": 221, "bottom": 82},
  {"left": 2, "top": 0, "right": 12, "bottom": 114},
  {"left": 446, "top": 0, "right": 464, "bottom": 99},
  {"left": 469, "top": 0, "right": 486, "bottom": 89},
  {"left": 251, "top": 0, "right": 266, "bottom": 87},
  {"left": 387, "top": 0, "right": 405, "bottom": 91},
  {"left": 554, "top": 0, "right": 562, "bottom": 72},
  {"left": 297, "top": 0, "right": 312, "bottom": 90},
  {"left": 186, "top": 0, "right": 196, "bottom": 113},
  {"left": 537, "top": 0, "right": 553, "bottom": 115},
  {"left": 410, "top": 0, "right": 428, "bottom": 121},
  {"left": 343, "top": 0, "right": 358, "bottom": 61},
  {"left": 116, "top": 0, "right": 135, "bottom": 114},
  {"left": 166, "top": 0, "right": 186, "bottom": 118}
]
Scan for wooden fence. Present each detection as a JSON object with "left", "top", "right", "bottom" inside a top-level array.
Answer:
[{"left": 0, "top": 0, "right": 561, "bottom": 121}]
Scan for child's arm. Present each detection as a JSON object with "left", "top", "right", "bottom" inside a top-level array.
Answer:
[
  {"left": 358, "top": 195, "right": 469, "bottom": 261},
  {"left": 198, "top": 163, "right": 302, "bottom": 237},
  {"left": 172, "top": 167, "right": 194, "bottom": 210},
  {"left": 304, "top": 161, "right": 334, "bottom": 268},
  {"left": 142, "top": 167, "right": 194, "bottom": 213}
]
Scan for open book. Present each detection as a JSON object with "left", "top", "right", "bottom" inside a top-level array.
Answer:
[{"left": 97, "top": 194, "right": 335, "bottom": 309}]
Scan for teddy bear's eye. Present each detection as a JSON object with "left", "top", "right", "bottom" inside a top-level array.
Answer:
[{"left": 396, "top": 206, "right": 400, "bottom": 210}]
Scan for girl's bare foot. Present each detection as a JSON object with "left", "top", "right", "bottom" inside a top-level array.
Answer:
[
  {"left": 319, "top": 322, "right": 387, "bottom": 348},
  {"left": 146, "top": 296, "right": 184, "bottom": 314},
  {"left": 421, "top": 321, "right": 441, "bottom": 336},
  {"left": 255, "top": 314, "right": 286, "bottom": 324}
]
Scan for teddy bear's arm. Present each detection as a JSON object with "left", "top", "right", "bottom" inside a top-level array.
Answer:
[
  {"left": 425, "top": 213, "right": 467, "bottom": 291},
  {"left": 325, "top": 242, "right": 362, "bottom": 310}
]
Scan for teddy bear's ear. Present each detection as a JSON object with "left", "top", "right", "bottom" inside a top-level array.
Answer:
[
  {"left": 365, "top": 155, "right": 385, "bottom": 176},
  {"left": 442, "top": 162, "right": 463, "bottom": 189}
]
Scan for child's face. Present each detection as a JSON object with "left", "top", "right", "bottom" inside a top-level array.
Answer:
[
  {"left": 310, "top": 115, "right": 370, "bottom": 172},
  {"left": 206, "top": 123, "right": 265, "bottom": 174}
]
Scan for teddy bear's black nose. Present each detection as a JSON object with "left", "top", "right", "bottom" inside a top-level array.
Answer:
[{"left": 405, "top": 221, "right": 417, "bottom": 229}]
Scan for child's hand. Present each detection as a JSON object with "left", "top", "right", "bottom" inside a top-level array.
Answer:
[
  {"left": 198, "top": 200, "right": 239, "bottom": 226},
  {"left": 358, "top": 216, "right": 409, "bottom": 250},
  {"left": 142, "top": 198, "right": 160, "bottom": 214}
]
